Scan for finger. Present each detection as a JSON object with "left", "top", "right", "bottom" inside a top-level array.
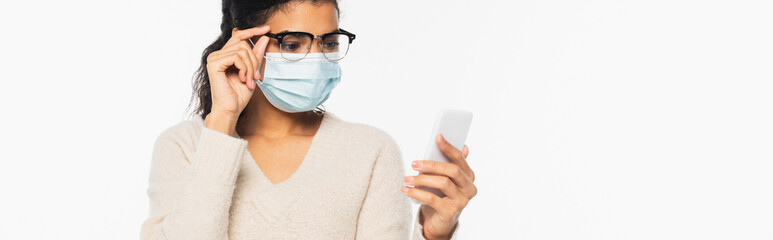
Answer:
[
  {"left": 205, "top": 48, "right": 234, "bottom": 69},
  {"left": 207, "top": 53, "right": 247, "bottom": 85},
  {"left": 240, "top": 48, "right": 255, "bottom": 87},
  {"left": 213, "top": 50, "right": 251, "bottom": 84},
  {"left": 248, "top": 38, "right": 260, "bottom": 82},
  {"left": 405, "top": 174, "right": 464, "bottom": 199},
  {"left": 229, "top": 41, "right": 257, "bottom": 76},
  {"left": 242, "top": 48, "right": 256, "bottom": 89},
  {"left": 206, "top": 51, "right": 241, "bottom": 75},
  {"left": 239, "top": 41, "right": 259, "bottom": 81},
  {"left": 401, "top": 186, "right": 447, "bottom": 212},
  {"left": 223, "top": 42, "right": 257, "bottom": 83},
  {"left": 412, "top": 160, "right": 473, "bottom": 190},
  {"left": 234, "top": 25, "right": 271, "bottom": 40},
  {"left": 249, "top": 72, "right": 255, "bottom": 90},
  {"left": 231, "top": 54, "right": 248, "bottom": 83},
  {"left": 252, "top": 35, "right": 270, "bottom": 81},
  {"left": 227, "top": 25, "right": 270, "bottom": 47},
  {"left": 436, "top": 134, "right": 464, "bottom": 164},
  {"left": 437, "top": 134, "right": 474, "bottom": 180},
  {"left": 228, "top": 49, "right": 252, "bottom": 85}
]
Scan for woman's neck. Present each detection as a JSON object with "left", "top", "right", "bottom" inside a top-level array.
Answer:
[{"left": 235, "top": 91, "right": 321, "bottom": 139}]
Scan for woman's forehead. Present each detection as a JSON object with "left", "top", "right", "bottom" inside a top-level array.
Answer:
[{"left": 266, "top": 2, "right": 339, "bottom": 36}]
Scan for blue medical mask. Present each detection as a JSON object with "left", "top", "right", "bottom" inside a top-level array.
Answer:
[{"left": 256, "top": 52, "right": 342, "bottom": 113}]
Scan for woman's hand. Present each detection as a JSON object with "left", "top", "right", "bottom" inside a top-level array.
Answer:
[
  {"left": 205, "top": 26, "right": 271, "bottom": 135},
  {"left": 401, "top": 134, "right": 477, "bottom": 240}
]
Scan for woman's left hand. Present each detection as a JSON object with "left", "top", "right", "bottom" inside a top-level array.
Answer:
[{"left": 401, "top": 134, "right": 477, "bottom": 240}]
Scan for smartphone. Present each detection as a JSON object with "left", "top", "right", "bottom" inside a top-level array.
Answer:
[{"left": 414, "top": 109, "right": 473, "bottom": 200}]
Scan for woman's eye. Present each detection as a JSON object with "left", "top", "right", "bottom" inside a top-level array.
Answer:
[
  {"left": 322, "top": 41, "right": 339, "bottom": 50},
  {"left": 281, "top": 42, "right": 303, "bottom": 52}
]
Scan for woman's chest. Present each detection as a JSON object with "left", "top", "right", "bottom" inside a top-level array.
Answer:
[
  {"left": 226, "top": 147, "right": 380, "bottom": 237},
  {"left": 246, "top": 137, "right": 312, "bottom": 185}
]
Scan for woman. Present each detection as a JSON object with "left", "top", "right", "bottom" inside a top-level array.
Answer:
[{"left": 140, "top": 0, "right": 477, "bottom": 239}]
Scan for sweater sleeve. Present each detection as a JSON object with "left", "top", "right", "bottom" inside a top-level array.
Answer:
[
  {"left": 354, "top": 134, "right": 413, "bottom": 239},
  {"left": 140, "top": 126, "right": 247, "bottom": 240}
]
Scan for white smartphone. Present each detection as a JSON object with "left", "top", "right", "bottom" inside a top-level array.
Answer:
[{"left": 414, "top": 109, "right": 473, "bottom": 200}]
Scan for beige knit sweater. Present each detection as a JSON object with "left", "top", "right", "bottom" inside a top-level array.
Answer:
[{"left": 140, "top": 112, "right": 459, "bottom": 239}]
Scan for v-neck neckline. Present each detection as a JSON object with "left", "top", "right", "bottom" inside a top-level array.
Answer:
[{"left": 234, "top": 112, "right": 331, "bottom": 188}]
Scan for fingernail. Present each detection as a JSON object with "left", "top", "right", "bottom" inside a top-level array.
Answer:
[
  {"left": 404, "top": 176, "right": 414, "bottom": 184},
  {"left": 401, "top": 186, "right": 409, "bottom": 193},
  {"left": 254, "top": 71, "right": 260, "bottom": 80},
  {"left": 412, "top": 161, "right": 421, "bottom": 169}
]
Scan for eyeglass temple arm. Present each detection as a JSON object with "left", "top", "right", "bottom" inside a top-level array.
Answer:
[
  {"left": 338, "top": 28, "right": 356, "bottom": 42},
  {"left": 247, "top": 32, "right": 281, "bottom": 47}
]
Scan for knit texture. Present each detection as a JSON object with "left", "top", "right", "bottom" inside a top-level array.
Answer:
[{"left": 140, "top": 112, "right": 459, "bottom": 239}]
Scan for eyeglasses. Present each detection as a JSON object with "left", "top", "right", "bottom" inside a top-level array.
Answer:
[{"left": 249, "top": 28, "right": 356, "bottom": 62}]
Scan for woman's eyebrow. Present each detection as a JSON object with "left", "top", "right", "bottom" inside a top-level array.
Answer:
[
  {"left": 322, "top": 29, "right": 340, "bottom": 35},
  {"left": 274, "top": 29, "right": 340, "bottom": 35}
]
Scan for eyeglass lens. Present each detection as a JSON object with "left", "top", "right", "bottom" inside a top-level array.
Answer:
[{"left": 279, "top": 33, "right": 350, "bottom": 61}]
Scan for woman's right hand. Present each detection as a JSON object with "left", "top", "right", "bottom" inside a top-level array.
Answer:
[{"left": 204, "top": 26, "right": 271, "bottom": 135}]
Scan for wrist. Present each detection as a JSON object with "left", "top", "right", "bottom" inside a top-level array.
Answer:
[
  {"left": 205, "top": 111, "right": 238, "bottom": 136},
  {"left": 420, "top": 211, "right": 451, "bottom": 240},
  {"left": 419, "top": 208, "right": 456, "bottom": 240},
  {"left": 423, "top": 230, "right": 450, "bottom": 240}
]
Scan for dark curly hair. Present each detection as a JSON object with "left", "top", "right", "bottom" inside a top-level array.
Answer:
[{"left": 187, "top": 0, "right": 339, "bottom": 120}]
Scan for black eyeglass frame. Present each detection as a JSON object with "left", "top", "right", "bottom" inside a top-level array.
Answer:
[
  {"left": 265, "top": 28, "right": 356, "bottom": 44},
  {"left": 249, "top": 28, "right": 356, "bottom": 61}
]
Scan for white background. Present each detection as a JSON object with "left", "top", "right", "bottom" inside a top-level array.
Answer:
[{"left": 1, "top": 0, "right": 772, "bottom": 239}]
